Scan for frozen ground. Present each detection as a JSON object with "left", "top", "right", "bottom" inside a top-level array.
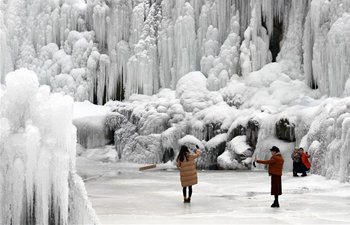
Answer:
[{"left": 77, "top": 147, "right": 350, "bottom": 225}]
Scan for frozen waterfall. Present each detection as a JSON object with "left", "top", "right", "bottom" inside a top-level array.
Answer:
[{"left": 1, "top": 0, "right": 349, "bottom": 103}]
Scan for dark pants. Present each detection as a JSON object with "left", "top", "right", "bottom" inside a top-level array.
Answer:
[
  {"left": 294, "top": 161, "right": 308, "bottom": 176},
  {"left": 271, "top": 175, "right": 282, "bottom": 196},
  {"left": 293, "top": 161, "right": 300, "bottom": 175},
  {"left": 183, "top": 186, "right": 192, "bottom": 198}
]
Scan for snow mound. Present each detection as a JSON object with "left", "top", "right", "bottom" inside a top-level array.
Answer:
[{"left": 178, "top": 135, "right": 204, "bottom": 149}]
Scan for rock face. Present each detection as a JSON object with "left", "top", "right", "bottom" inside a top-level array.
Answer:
[
  {"left": 114, "top": 122, "right": 137, "bottom": 159},
  {"left": 198, "top": 134, "right": 227, "bottom": 169},
  {"left": 74, "top": 116, "right": 113, "bottom": 148},
  {"left": 162, "top": 148, "right": 175, "bottom": 163},
  {"left": 246, "top": 120, "right": 259, "bottom": 149},
  {"left": 275, "top": 118, "right": 296, "bottom": 142},
  {"left": 205, "top": 122, "right": 223, "bottom": 141},
  {"left": 227, "top": 124, "right": 246, "bottom": 141}
]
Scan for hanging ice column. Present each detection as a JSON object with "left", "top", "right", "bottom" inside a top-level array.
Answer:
[
  {"left": 303, "top": 0, "right": 350, "bottom": 96},
  {"left": 157, "top": 0, "right": 197, "bottom": 91},
  {"left": 0, "top": 12, "right": 13, "bottom": 83},
  {"left": 327, "top": 13, "right": 350, "bottom": 96},
  {"left": 0, "top": 69, "right": 99, "bottom": 225},
  {"left": 240, "top": 1, "right": 270, "bottom": 76},
  {"left": 276, "top": 0, "right": 308, "bottom": 79},
  {"left": 206, "top": 10, "right": 241, "bottom": 91},
  {"left": 240, "top": 0, "right": 287, "bottom": 76},
  {"left": 125, "top": 2, "right": 162, "bottom": 98}
]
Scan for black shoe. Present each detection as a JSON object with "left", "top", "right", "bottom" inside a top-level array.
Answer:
[
  {"left": 187, "top": 197, "right": 191, "bottom": 203},
  {"left": 293, "top": 174, "right": 299, "bottom": 177},
  {"left": 271, "top": 201, "right": 280, "bottom": 208},
  {"left": 301, "top": 173, "right": 307, "bottom": 177}
]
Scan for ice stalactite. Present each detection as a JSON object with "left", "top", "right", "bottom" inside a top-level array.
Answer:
[
  {"left": 91, "top": 2, "right": 109, "bottom": 49},
  {"left": 4, "top": 0, "right": 27, "bottom": 66},
  {"left": 0, "top": 11, "right": 14, "bottom": 83},
  {"left": 240, "top": 3, "right": 271, "bottom": 77},
  {"left": 129, "top": 2, "right": 145, "bottom": 50},
  {"left": 158, "top": 0, "right": 175, "bottom": 89},
  {"left": 206, "top": 13, "right": 241, "bottom": 91},
  {"left": 200, "top": 25, "right": 220, "bottom": 75},
  {"left": 174, "top": 1, "right": 197, "bottom": 79},
  {"left": 125, "top": 2, "right": 162, "bottom": 98},
  {"left": 215, "top": 0, "right": 233, "bottom": 43},
  {"left": 197, "top": 0, "right": 218, "bottom": 64},
  {"left": 107, "top": 41, "right": 129, "bottom": 100},
  {"left": 277, "top": 0, "right": 308, "bottom": 79},
  {"left": 105, "top": 0, "right": 132, "bottom": 101},
  {"left": 189, "top": 0, "right": 205, "bottom": 30},
  {"left": 303, "top": 0, "right": 350, "bottom": 96},
  {"left": 327, "top": 13, "right": 350, "bottom": 97},
  {"left": 97, "top": 54, "right": 110, "bottom": 105},
  {"left": 0, "top": 69, "right": 99, "bottom": 225},
  {"left": 234, "top": 0, "right": 251, "bottom": 36}
]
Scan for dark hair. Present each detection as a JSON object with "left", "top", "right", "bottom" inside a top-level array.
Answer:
[
  {"left": 299, "top": 147, "right": 304, "bottom": 151},
  {"left": 177, "top": 145, "right": 190, "bottom": 162},
  {"left": 270, "top": 146, "right": 280, "bottom": 153}
]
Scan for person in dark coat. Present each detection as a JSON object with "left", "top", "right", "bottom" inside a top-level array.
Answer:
[
  {"left": 255, "top": 146, "right": 284, "bottom": 208},
  {"left": 176, "top": 145, "right": 201, "bottom": 203},
  {"left": 291, "top": 147, "right": 301, "bottom": 177}
]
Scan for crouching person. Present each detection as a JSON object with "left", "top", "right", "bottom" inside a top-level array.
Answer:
[
  {"left": 176, "top": 145, "right": 201, "bottom": 203},
  {"left": 255, "top": 146, "right": 284, "bottom": 208}
]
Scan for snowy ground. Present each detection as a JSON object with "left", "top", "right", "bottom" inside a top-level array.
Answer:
[{"left": 77, "top": 148, "right": 350, "bottom": 225}]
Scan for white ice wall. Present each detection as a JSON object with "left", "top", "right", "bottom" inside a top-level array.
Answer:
[{"left": 0, "top": 69, "right": 99, "bottom": 225}]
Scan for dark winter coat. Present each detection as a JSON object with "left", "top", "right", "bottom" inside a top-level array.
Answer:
[
  {"left": 257, "top": 153, "right": 284, "bottom": 176},
  {"left": 177, "top": 150, "right": 201, "bottom": 187}
]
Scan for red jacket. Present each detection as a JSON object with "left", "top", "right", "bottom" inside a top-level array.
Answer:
[
  {"left": 257, "top": 153, "right": 284, "bottom": 176},
  {"left": 301, "top": 152, "right": 311, "bottom": 169}
]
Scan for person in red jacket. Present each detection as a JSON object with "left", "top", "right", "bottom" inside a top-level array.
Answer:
[
  {"left": 255, "top": 146, "right": 284, "bottom": 208},
  {"left": 299, "top": 147, "right": 311, "bottom": 176}
]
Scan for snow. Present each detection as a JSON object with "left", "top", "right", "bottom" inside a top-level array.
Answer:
[
  {"left": 73, "top": 100, "right": 110, "bottom": 119},
  {"left": 229, "top": 135, "right": 251, "bottom": 155},
  {"left": 77, "top": 158, "right": 350, "bottom": 224},
  {"left": 178, "top": 135, "right": 204, "bottom": 149}
]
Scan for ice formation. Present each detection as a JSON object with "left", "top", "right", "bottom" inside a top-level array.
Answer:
[
  {"left": 1, "top": 0, "right": 349, "bottom": 103},
  {"left": 0, "top": 69, "right": 99, "bottom": 224},
  {"left": 1, "top": 0, "right": 350, "bottom": 183}
]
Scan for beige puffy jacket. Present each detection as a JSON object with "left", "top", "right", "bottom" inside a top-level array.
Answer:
[{"left": 177, "top": 150, "right": 201, "bottom": 187}]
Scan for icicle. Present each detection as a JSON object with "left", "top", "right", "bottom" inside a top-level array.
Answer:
[
  {"left": 327, "top": 13, "right": 350, "bottom": 96},
  {"left": 97, "top": 54, "right": 110, "bottom": 105},
  {"left": 0, "top": 12, "right": 14, "bottom": 83},
  {"left": 129, "top": 3, "right": 145, "bottom": 50},
  {"left": 92, "top": 3, "right": 109, "bottom": 49},
  {"left": 277, "top": 0, "right": 307, "bottom": 79},
  {"left": 174, "top": 1, "right": 196, "bottom": 86},
  {"left": 0, "top": 69, "right": 99, "bottom": 224},
  {"left": 125, "top": 2, "right": 162, "bottom": 98}
]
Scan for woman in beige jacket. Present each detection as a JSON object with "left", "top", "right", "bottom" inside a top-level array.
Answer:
[{"left": 176, "top": 145, "right": 201, "bottom": 203}]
